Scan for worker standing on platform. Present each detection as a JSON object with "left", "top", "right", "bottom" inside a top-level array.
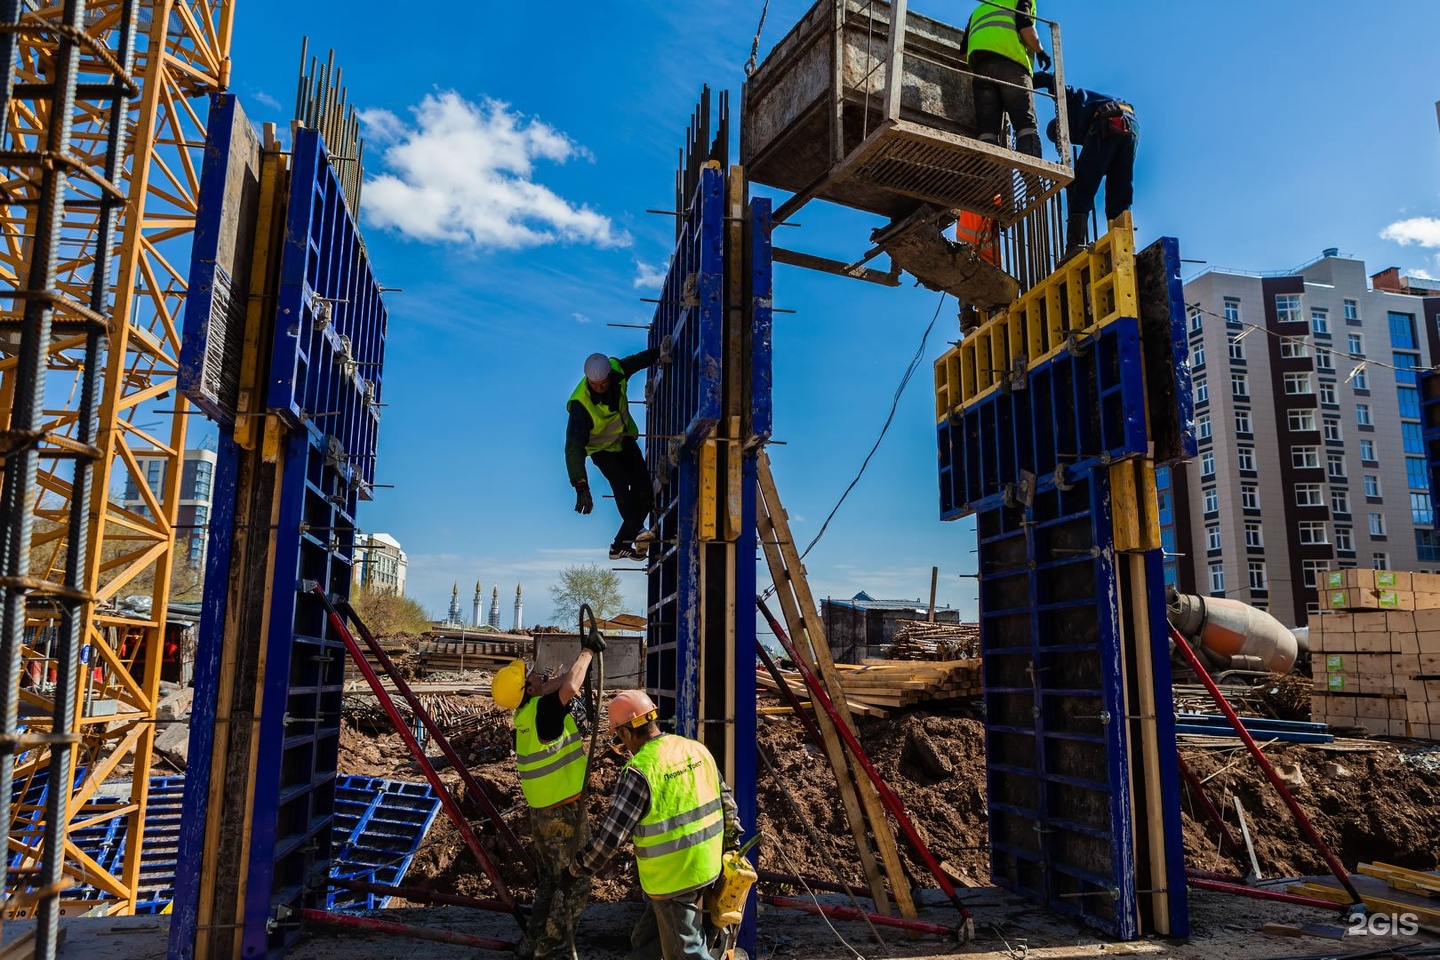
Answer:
[
  {"left": 489, "top": 636, "right": 605, "bottom": 960},
  {"left": 963, "top": 0, "right": 1051, "bottom": 158},
  {"left": 1035, "top": 72, "right": 1139, "bottom": 259},
  {"left": 562, "top": 690, "right": 742, "bottom": 960},
  {"left": 566, "top": 340, "right": 670, "bottom": 561}
]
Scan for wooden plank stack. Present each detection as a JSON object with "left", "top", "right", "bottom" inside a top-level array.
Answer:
[
  {"left": 1319, "top": 569, "right": 1440, "bottom": 611},
  {"left": 886, "top": 621, "right": 981, "bottom": 661},
  {"left": 412, "top": 636, "right": 531, "bottom": 674},
  {"left": 1310, "top": 595, "right": 1440, "bottom": 739},
  {"left": 1290, "top": 863, "right": 1440, "bottom": 928},
  {"left": 757, "top": 658, "right": 981, "bottom": 718}
]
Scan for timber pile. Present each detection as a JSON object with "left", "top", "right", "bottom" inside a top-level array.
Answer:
[
  {"left": 886, "top": 621, "right": 980, "bottom": 661},
  {"left": 414, "top": 637, "right": 530, "bottom": 674},
  {"left": 758, "top": 658, "right": 981, "bottom": 718},
  {"left": 343, "top": 634, "right": 417, "bottom": 682},
  {"left": 342, "top": 692, "right": 502, "bottom": 736},
  {"left": 1290, "top": 862, "right": 1440, "bottom": 927}
]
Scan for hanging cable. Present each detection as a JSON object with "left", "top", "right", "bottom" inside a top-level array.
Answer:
[{"left": 744, "top": 0, "right": 770, "bottom": 77}]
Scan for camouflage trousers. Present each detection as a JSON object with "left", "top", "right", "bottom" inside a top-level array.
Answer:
[{"left": 518, "top": 799, "right": 591, "bottom": 960}]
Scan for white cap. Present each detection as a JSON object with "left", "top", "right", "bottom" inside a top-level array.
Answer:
[{"left": 584, "top": 354, "right": 611, "bottom": 381}]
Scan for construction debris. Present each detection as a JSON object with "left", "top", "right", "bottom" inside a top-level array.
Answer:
[{"left": 757, "top": 659, "right": 980, "bottom": 717}]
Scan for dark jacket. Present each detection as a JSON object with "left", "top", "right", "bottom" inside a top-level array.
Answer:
[
  {"left": 1034, "top": 72, "right": 1139, "bottom": 145},
  {"left": 565, "top": 348, "right": 658, "bottom": 484}
]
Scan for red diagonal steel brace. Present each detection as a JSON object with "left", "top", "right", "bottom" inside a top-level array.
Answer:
[
  {"left": 1176, "top": 751, "right": 1240, "bottom": 852},
  {"left": 757, "top": 597, "right": 974, "bottom": 925},
  {"left": 313, "top": 587, "right": 525, "bottom": 928},
  {"left": 297, "top": 908, "right": 512, "bottom": 951},
  {"left": 336, "top": 596, "right": 533, "bottom": 873},
  {"left": 328, "top": 877, "right": 522, "bottom": 915},
  {"left": 760, "top": 895, "right": 961, "bottom": 939},
  {"left": 1185, "top": 873, "right": 1349, "bottom": 911},
  {"left": 1169, "top": 625, "right": 1362, "bottom": 905}
]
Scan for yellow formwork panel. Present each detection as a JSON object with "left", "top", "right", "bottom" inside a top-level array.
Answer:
[
  {"left": 1110, "top": 459, "right": 1162, "bottom": 554},
  {"left": 932, "top": 212, "right": 1141, "bottom": 421}
]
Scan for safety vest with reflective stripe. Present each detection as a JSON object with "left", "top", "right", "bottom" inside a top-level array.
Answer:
[
  {"left": 964, "top": 0, "right": 1034, "bottom": 72},
  {"left": 570, "top": 358, "right": 638, "bottom": 455},
  {"left": 513, "top": 697, "right": 587, "bottom": 809},
  {"left": 625, "top": 734, "right": 725, "bottom": 897}
]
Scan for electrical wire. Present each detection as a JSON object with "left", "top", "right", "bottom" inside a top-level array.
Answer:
[
  {"left": 766, "top": 829, "right": 873, "bottom": 960},
  {"left": 1186, "top": 301, "right": 1434, "bottom": 377},
  {"left": 762, "top": 291, "right": 948, "bottom": 601}
]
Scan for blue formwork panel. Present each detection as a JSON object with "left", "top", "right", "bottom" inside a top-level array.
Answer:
[
  {"left": 645, "top": 165, "right": 726, "bottom": 730},
  {"left": 938, "top": 316, "right": 1149, "bottom": 519},
  {"left": 1135, "top": 236, "right": 1196, "bottom": 466},
  {"left": 750, "top": 199, "right": 774, "bottom": 443},
  {"left": 977, "top": 470, "right": 1140, "bottom": 938},
  {"left": 326, "top": 776, "right": 443, "bottom": 911},
  {"left": 1422, "top": 369, "right": 1440, "bottom": 529}
]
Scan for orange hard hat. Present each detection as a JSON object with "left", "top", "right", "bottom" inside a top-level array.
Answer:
[{"left": 607, "top": 689, "right": 659, "bottom": 733}]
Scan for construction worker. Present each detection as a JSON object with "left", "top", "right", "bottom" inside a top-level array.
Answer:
[
  {"left": 956, "top": 200, "right": 1003, "bottom": 334},
  {"left": 1034, "top": 72, "right": 1139, "bottom": 259},
  {"left": 562, "top": 690, "right": 742, "bottom": 960},
  {"left": 566, "top": 339, "right": 671, "bottom": 561},
  {"left": 963, "top": 0, "right": 1051, "bottom": 158},
  {"left": 489, "top": 634, "right": 605, "bottom": 960}
]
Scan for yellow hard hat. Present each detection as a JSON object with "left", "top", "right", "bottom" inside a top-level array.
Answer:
[{"left": 490, "top": 659, "right": 528, "bottom": 710}]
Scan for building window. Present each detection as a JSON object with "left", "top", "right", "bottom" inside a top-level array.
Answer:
[
  {"left": 1193, "top": 341, "right": 1206, "bottom": 367},
  {"left": 1197, "top": 413, "right": 1212, "bottom": 439},
  {"left": 1331, "top": 489, "right": 1350, "bottom": 515},
  {"left": 1201, "top": 451, "right": 1216, "bottom": 477},
  {"left": 1245, "top": 522, "right": 1264, "bottom": 548},
  {"left": 1248, "top": 561, "right": 1268, "bottom": 590},
  {"left": 1399, "top": 386, "right": 1421, "bottom": 418},
  {"left": 1204, "top": 487, "right": 1220, "bottom": 514},
  {"left": 1228, "top": 335, "right": 1246, "bottom": 362},
  {"left": 1395, "top": 351, "right": 1421, "bottom": 386},
  {"left": 1296, "top": 483, "right": 1323, "bottom": 507},
  {"left": 1234, "top": 409, "right": 1252, "bottom": 434},
  {"left": 1359, "top": 439, "right": 1376, "bottom": 463},
  {"left": 1343, "top": 298, "right": 1359, "bottom": 322},
  {"left": 1298, "top": 521, "right": 1329, "bottom": 545},
  {"left": 1368, "top": 513, "right": 1387, "bottom": 537},
  {"left": 1356, "top": 403, "right": 1372, "bottom": 426},
  {"left": 1281, "top": 336, "right": 1309, "bottom": 359},
  {"left": 1311, "top": 309, "right": 1329, "bottom": 335},
  {"left": 1412, "top": 492, "right": 1434, "bottom": 526},
  {"left": 1240, "top": 484, "right": 1259, "bottom": 510},
  {"left": 1224, "top": 298, "right": 1241, "bottom": 325},
  {"left": 1195, "top": 378, "right": 1208, "bottom": 404},
  {"left": 1373, "top": 552, "right": 1390, "bottom": 571},
  {"left": 1328, "top": 453, "right": 1347, "bottom": 480},
  {"left": 1302, "top": 559, "right": 1330, "bottom": 589},
  {"left": 1389, "top": 311, "right": 1418, "bottom": 349},
  {"left": 1210, "top": 563, "right": 1225, "bottom": 593},
  {"left": 1347, "top": 333, "right": 1364, "bottom": 357},
  {"left": 1207, "top": 525, "right": 1222, "bottom": 551},
  {"left": 1403, "top": 422, "right": 1424, "bottom": 455},
  {"left": 1408, "top": 456, "right": 1429, "bottom": 491},
  {"left": 1323, "top": 417, "right": 1342, "bottom": 442},
  {"left": 1237, "top": 447, "right": 1257, "bottom": 472},
  {"left": 1288, "top": 409, "right": 1316, "bottom": 432},
  {"left": 1283, "top": 372, "right": 1311, "bottom": 394},
  {"left": 1315, "top": 347, "right": 1334, "bottom": 371},
  {"left": 1233, "top": 373, "right": 1250, "bottom": 398},
  {"left": 1336, "top": 526, "right": 1354, "bottom": 552},
  {"left": 1291, "top": 446, "right": 1320, "bottom": 469},
  {"left": 1319, "top": 381, "right": 1337, "bottom": 405},
  {"left": 1364, "top": 475, "right": 1381, "bottom": 497},
  {"left": 1351, "top": 366, "right": 1368, "bottom": 391},
  {"left": 1189, "top": 305, "right": 1204, "bottom": 332},
  {"left": 1275, "top": 294, "right": 1302, "bottom": 323},
  {"left": 1418, "top": 529, "right": 1440, "bottom": 563}
]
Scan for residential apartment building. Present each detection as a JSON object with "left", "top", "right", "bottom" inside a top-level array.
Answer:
[
  {"left": 352, "top": 532, "right": 407, "bottom": 595},
  {"left": 118, "top": 446, "right": 218, "bottom": 571},
  {"left": 1161, "top": 252, "right": 1440, "bottom": 628}
]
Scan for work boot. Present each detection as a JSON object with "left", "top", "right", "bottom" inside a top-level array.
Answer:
[
  {"left": 633, "top": 528, "right": 657, "bottom": 548},
  {"left": 608, "top": 543, "right": 645, "bottom": 562}
]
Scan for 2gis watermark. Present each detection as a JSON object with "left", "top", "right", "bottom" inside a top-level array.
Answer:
[{"left": 1348, "top": 911, "right": 1420, "bottom": 936}]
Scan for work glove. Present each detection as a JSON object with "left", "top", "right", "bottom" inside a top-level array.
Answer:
[
  {"left": 558, "top": 863, "right": 582, "bottom": 892},
  {"left": 573, "top": 482, "right": 594, "bottom": 515},
  {"left": 1034, "top": 50, "right": 1052, "bottom": 72},
  {"left": 659, "top": 334, "right": 674, "bottom": 365},
  {"left": 582, "top": 626, "right": 607, "bottom": 654}
]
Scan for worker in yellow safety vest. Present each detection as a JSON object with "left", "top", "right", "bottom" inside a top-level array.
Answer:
[
  {"left": 490, "top": 631, "right": 605, "bottom": 960},
  {"left": 563, "top": 690, "right": 743, "bottom": 959},
  {"left": 565, "top": 339, "right": 671, "bottom": 562},
  {"left": 963, "top": 0, "right": 1052, "bottom": 157}
]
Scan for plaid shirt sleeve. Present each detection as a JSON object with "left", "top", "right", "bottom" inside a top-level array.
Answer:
[
  {"left": 572, "top": 767, "right": 650, "bottom": 876},
  {"left": 720, "top": 781, "right": 742, "bottom": 848}
]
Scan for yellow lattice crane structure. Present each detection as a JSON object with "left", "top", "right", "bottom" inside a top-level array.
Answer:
[{"left": 0, "top": 0, "right": 231, "bottom": 937}]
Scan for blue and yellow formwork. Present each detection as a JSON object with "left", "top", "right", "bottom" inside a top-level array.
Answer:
[{"left": 933, "top": 216, "right": 1193, "bottom": 939}]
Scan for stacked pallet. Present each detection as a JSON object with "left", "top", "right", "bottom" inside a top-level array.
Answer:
[
  {"left": 886, "top": 621, "right": 981, "bottom": 661},
  {"left": 1309, "top": 606, "right": 1440, "bottom": 739},
  {"left": 758, "top": 658, "right": 981, "bottom": 718},
  {"left": 1319, "top": 569, "right": 1440, "bottom": 611}
]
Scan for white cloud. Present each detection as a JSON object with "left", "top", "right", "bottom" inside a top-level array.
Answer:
[
  {"left": 253, "top": 91, "right": 281, "bottom": 111},
  {"left": 1411, "top": 266, "right": 1439, "bottom": 281},
  {"left": 633, "top": 259, "right": 669, "bottom": 290},
  {"left": 572, "top": 312, "right": 591, "bottom": 324},
  {"left": 360, "top": 92, "right": 630, "bottom": 251},
  {"left": 1381, "top": 217, "right": 1440, "bottom": 247}
]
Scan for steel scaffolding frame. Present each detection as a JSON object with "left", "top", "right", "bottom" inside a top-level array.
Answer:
[{"left": 0, "top": 0, "right": 230, "bottom": 941}]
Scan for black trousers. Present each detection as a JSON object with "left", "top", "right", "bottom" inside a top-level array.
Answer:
[
  {"left": 970, "top": 52, "right": 1040, "bottom": 158},
  {"left": 1065, "top": 122, "right": 1139, "bottom": 251},
  {"left": 591, "top": 438, "right": 653, "bottom": 546}
]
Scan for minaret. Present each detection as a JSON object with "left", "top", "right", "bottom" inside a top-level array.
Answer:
[
  {"left": 447, "top": 583, "right": 462, "bottom": 625},
  {"left": 472, "top": 581, "right": 483, "bottom": 627},
  {"left": 488, "top": 586, "right": 501, "bottom": 629},
  {"left": 513, "top": 585, "right": 524, "bottom": 632}
]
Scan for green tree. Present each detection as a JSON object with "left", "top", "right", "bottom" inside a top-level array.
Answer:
[
  {"left": 349, "top": 587, "right": 432, "bottom": 637},
  {"left": 550, "top": 563, "right": 624, "bottom": 623}
]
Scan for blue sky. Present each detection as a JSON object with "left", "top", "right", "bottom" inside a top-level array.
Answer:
[{"left": 223, "top": 1, "right": 1440, "bottom": 625}]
